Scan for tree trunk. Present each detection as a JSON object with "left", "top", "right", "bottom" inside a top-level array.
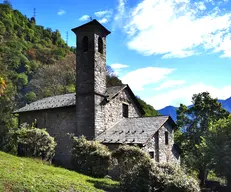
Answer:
[
  {"left": 226, "top": 175, "right": 231, "bottom": 192},
  {"left": 198, "top": 168, "right": 207, "bottom": 187}
]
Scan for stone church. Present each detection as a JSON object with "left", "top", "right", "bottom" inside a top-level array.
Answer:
[{"left": 14, "top": 20, "right": 180, "bottom": 167}]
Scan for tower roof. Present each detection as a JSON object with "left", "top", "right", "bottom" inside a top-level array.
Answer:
[{"left": 72, "top": 19, "right": 111, "bottom": 37}]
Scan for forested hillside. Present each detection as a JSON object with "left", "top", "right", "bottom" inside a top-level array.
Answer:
[
  {"left": 0, "top": 2, "right": 159, "bottom": 150},
  {"left": 0, "top": 3, "right": 72, "bottom": 106}
]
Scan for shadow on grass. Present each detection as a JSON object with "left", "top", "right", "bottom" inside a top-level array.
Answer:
[{"left": 87, "top": 179, "right": 121, "bottom": 192}]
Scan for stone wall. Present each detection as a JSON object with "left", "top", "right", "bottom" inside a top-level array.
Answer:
[
  {"left": 19, "top": 107, "right": 76, "bottom": 168},
  {"left": 142, "top": 122, "right": 180, "bottom": 164},
  {"left": 104, "top": 88, "right": 142, "bottom": 130},
  {"left": 75, "top": 28, "right": 108, "bottom": 139},
  {"left": 158, "top": 122, "right": 180, "bottom": 164},
  {"left": 94, "top": 33, "right": 107, "bottom": 137}
]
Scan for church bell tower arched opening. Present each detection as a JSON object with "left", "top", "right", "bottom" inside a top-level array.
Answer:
[{"left": 72, "top": 20, "right": 111, "bottom": 139}]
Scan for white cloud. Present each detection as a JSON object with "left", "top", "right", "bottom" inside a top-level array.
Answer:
[
  {"left": 114, "top": 0, "right": 126, "bottom": 21},
  {"left": 121, "top": 67, "right": 175, "bottom": 91},
  {"left": 57, "top": 10, "right": 66, "bottom": 16},
  {"left": 110, "top": 63, "right": 129, "bottom": 75},
  {"left": 95, "top": 10, "right": 112, "bottom": 18},
  {"left": 145, "top": 83, "right": 231, "bottom": 109},
  {"left": 94, "top": 10, "right": 112, "bottom": 24},
  {"left": 154, "top": 80, "right": 185, "bottom": 90},
  {"left": 99, "top": 18, "right": 109, "bottom": 24},
  {"left": 122, "top": 0, "right": 231, "bottom": 58},
  {"left": 111, "top": 63, "right": 129, "bottom": 69},
  {"left": 79, "top": 15, "right": 90, "bottom": 21}
]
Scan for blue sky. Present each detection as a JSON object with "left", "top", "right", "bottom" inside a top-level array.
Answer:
[{"left": 5, "top": 0, "right": 231, "bottom": 109}]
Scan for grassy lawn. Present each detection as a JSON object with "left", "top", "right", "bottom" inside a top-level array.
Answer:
[{"left": 0, "top": 151, "right": 120, "bottom": 192}]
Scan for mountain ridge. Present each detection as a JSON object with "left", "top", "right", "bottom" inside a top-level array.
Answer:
[{"left": 158, "top": 97, "right": 231, "bottom": 121}]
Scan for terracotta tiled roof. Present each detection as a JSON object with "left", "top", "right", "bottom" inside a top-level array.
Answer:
[{"left": 96, "top": 116, "right": 170, "bottom": 145}]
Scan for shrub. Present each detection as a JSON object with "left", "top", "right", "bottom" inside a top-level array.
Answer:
[
  {"left": 111, "top": 145, "right": 151, "bottom": 175},
  {"left": 71, "top": 136, "right": 112, "bottom": 177},
  {"left": 15, "top": 123, "right": 56, "bottom": 161},
  {"left": 112, "top": 145, "right": 200, "bottom": 192},
  {"left": 156, "top": 163, "right": 200, "bottom": 192}
]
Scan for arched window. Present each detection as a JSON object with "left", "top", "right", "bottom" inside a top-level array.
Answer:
[
  {"left": 98, "top": 36, "right": 103, "bottom": 54},
  {"left": 82, "top": 36, "right": 88, "bottom": 52}
]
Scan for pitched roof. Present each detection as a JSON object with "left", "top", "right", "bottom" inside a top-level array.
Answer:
[
  {"left": 96, "top": 116, "right": 171, "bottom": 145},
  {"left": 106, "top": 84, "right": 145, "bottom": 115},
  {"left": 14, "top": 85, "right": 144, "bottom": 114},
  {"left": 72, "top": 19, "right": 111, "bottom": 36},
  {"left": 105, "top": 85, "right": 127, "bottom": 100},
  {"left": 14, "top": 93, "right": 76, "bottom": 113}
]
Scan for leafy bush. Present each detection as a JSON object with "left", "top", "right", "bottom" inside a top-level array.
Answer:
[
  {"left": 15, "top": 123, "right": 56, "bottom": 161},
  {"left": 71, "top": 136, "right": 112, "bottom": 177},
  {"left": 112, "top": 145, "right": 151, "bottom": 175},
  {"left": 112, "top": 145, "right": 200, "bottom": 192}
]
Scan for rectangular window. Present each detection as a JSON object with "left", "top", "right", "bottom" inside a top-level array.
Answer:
[
  {"left": 122, "top": 103, "right": 128, "bottom": 118},
  {"left": 165, "top": 131, "right": 169, "bottom": 145},
  {"left": 149, "top": 151, "right": 154, "bottom": 159}
]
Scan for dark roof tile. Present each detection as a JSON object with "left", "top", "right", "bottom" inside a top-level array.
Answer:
[
  {"left": 96, "top": 116, "right": 170, "bottom": 144},
  {"left": 14, "top": 85, "right": 128, "bottom": 113}
]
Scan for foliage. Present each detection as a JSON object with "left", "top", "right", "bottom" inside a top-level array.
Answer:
[
  {"left": 0, "top": 3, "right": 71, "bottom": 107},
  {"left": 29, "top": 53, "right": 76, "bottom": 99},
  {"left": 176, "top": 92, "right": 229, "bottom": 184},
  {"left": 3, "top": 0, "right": 12, "bottom": 8},
  {"left": 25, "top": 91, "right": 36, "bottom": 102},
  {"left": 0, "top": 59, "right": 16, "bottom": 152},
  {"left": 112, "top": 145, "right": 151, "bottom": 174},
  {"left": 106, "top": 65, "right": 123, "bottom": 87},
  {"left": 0, "top": 77, "right": 6, "bottom": 96},
  {"left": 136, "top": 97, "right": 160, "bottom": 116},
  {"left": 112, "top": 145, "right": 200, "bottom": 192},
  {"left": 0, "top": 3, "right": 71, "bottom": 152},
  {"left": 0, "top": 151, "right": 120, "bottom": 192},
  {"left": 200, "top": 115, "right": 231, "bottom": 190},
  {"left": 71, "top": 136, "right": 112, "bottom": 178},
  {"left": 15, "top": 123, "right": 56, "bottom": 161}
]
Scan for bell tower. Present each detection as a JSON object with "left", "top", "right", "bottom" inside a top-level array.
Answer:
[{"left": 72, "top": 20, "right": 111, "bottom": 139}]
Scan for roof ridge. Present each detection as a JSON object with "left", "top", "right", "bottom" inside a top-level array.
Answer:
[{"left": 127, "top": 115, "right": 169, "bottom": 119}]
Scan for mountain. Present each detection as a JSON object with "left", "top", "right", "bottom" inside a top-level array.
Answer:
[
  {"left": 219, "top": 97, "right": 231, "bottom": 113},
  {"left": 158, "top": 106, "right": 178, "bottom": 121},
  {"left": 158, "top": 97, "right": 231, "bottom": 121}
]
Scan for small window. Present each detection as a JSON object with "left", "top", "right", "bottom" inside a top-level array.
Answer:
[
  {"left": 149, "top": 151, "right": 154, "bottom": 159},
  {"left": 122, "top": 103, "right": 128, "bottom": 118},
  {"left": 165, "top": 131, "right": 169, "bottom": 145},
  {"left": 82, "top": 36, "right": 88, "bottom": 52},
  {"left": 98, "top": 36, "right": 103, "bottom": 54}
]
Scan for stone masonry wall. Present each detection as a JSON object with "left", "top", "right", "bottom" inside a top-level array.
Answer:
[
  {"left": 104, "top": 89, "right": 142, "bottom": 130},
  {"left": 158, "top": 122, "right": 180, "bottom": 164},
  {"left": 143, "top": 122, "right": 180, "bottom": 164},
  {"left": 19, "top": 107, "right": 76, "bottom": 168},
  {"left": 94, "top": 33, "right": 107, "bottom": 137}
]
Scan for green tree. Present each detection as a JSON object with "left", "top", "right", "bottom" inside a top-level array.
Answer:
[
  {"left": 106, "top": 65, "right": 123, "bottom": 87},
  {"left": 176, "top": 92, "right": 229, "bottom": 185},
  {"left": 136, "top": 97, "right": 160, "bottom": 117},
  {"left": 201, "top": 115, "right": 231, "bottom": 190},
  {"left": 29, "top": 54, "right": 76, "bottom": 99},
  {"left": 0, "top": 59, "right": 16, "bottom": 152},
  {"left": 0, "top": 77, "right": 6, "bottom": 96},
  {"left": 3, "top": 0, "right": 12, "bottom": 8}
]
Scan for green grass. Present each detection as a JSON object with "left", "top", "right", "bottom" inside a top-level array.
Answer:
[{"left": 0, "top": 151, "right": 120, "bottom": 192}]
